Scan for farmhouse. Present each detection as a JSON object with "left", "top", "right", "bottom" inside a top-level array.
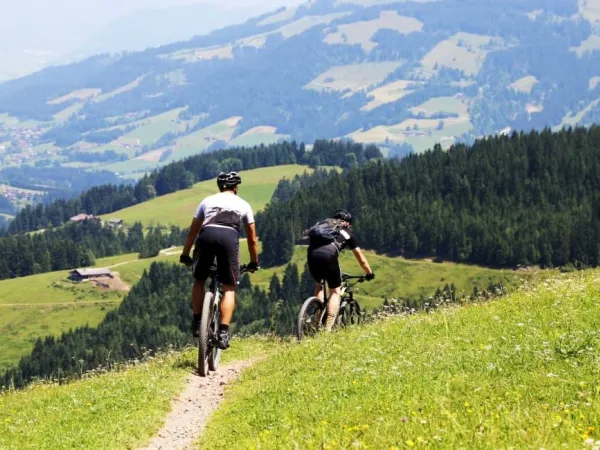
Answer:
[
  {"left": 107, "top": 218, "right": 124, "bottom": 229},
  {"left": 70, "top": 213, "right": 100, "bottom": 223},
  {"left": 69, "top": 268, "right": 114, "bottom": 282}
]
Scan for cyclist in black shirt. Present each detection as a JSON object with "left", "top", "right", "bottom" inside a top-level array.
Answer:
[{"left": 307, "top": 209, "right": 374, "bottom": 331}]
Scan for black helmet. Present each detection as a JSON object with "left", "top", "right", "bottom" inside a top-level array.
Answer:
[
  {"left": 217, "top": 171, "right": 242, "bottom": 190},
  {"left": 333, "top": 209, "right": 352, "bottom": 223}
]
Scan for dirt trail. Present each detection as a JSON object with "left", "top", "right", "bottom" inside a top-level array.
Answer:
[{"left": 139, "top": 358, "right": 255, "bottom": 450}]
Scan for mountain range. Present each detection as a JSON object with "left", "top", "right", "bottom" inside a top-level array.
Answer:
[{"left": 1, "top": 0, "right": 600, "bottom": 180}]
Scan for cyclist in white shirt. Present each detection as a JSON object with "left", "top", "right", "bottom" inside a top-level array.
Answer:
[{"left": 180, "top": 171, "right": 259, "bottom": 349}]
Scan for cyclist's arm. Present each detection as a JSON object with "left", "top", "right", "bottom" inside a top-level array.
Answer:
[
  {"left": 183, "top": 201, "right": 204, "bottom": 257},
  {"left": 245, "top": 222, "right": 259, "bottom": 264},
  {"left": 244, "top": 203, "right": 259, "bottom": 264},
  {"left": 182, "top": 218, "right": 202, "bottom": 256},
  {"left": 352, "top": 247, "right": 373, "bottom": 275}
]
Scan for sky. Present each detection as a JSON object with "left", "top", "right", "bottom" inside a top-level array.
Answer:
[{"left": 0, "top": 0, "right": 304, "bottom": 79}]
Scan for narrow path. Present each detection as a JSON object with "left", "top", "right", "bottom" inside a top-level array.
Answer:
[
  {"left": 106, "top": 260, "right": 138, "bottom": 269},
  {"left": 139, "top": 358, "right": 256, "bottom": 450}
]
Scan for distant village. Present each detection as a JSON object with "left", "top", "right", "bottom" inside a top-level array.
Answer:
[{"left": 0, "top": 123, "right": 54, "bottom": 167}]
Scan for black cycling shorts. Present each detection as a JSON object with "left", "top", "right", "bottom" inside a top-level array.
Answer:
[
  {"left": 193, "top": 226, "right": 239, "bottom": 285},
  {"left": 307, "top": 247, "right": 342, "bottom": 289}
]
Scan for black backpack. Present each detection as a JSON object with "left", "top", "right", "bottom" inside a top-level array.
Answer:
[{"left": 308, "top": 218, "right": 344, "bottom": 245}]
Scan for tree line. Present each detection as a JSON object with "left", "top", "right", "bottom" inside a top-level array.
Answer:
[
  {"left": 6, "top": 140, "right": 380, "bottom": 235},
  {"left": 258, "top": 126, "right": 600, "bottom": 269},
  {"left": 0, "top": 221, "right": 185, "bottom": 280}
]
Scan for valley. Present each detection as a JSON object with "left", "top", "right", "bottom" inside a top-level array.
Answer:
[{"left": 1, "top": 1, "right": 600, "bottom": 448}]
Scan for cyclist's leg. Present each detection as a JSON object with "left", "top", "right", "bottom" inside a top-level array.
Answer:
[
  {"left": 324, "top": 258, "right": 343, "bottom": 331},
  {"left": 307, "top": 247, "right": 326, "bottom": 301},
  {"left": 314, "top": 282, "right": 324, "bottom": 301},
  {"left": 214, "top": 229, "right": 240, "bottom": 349},
  {"left": 191, "top": 230, "right": 216, "bottom": 334}
]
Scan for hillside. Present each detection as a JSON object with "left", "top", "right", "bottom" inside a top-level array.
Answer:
[
  {"left": 1, "top": 0, "right": 599, "bottom": 182},
  {"left": 0, "top": 251, "right": 179, "bottom": 371},
  {"left": 0, "top": 240, "right": 527, "bottom": 372},
  {"left": 99, "top": 164, "right": 313, "bottom": 227},
  {"left": 1, "top": 268, "right": 598, "bottom": 448},
  {"left": 201, "top": 269, "right": 600, "bottom": 448}
]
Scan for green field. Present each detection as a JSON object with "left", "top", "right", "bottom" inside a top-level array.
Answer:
[
  {"left": 201, "top": 269, "right": 600, "bottom": 449},
  {"left": 0, "top": 303, "right": 117, "bottom": 372},
  {"left": 99, "top": 165, "right": 313, "bottom": 228},
  {"left": 0, "top": 251, "right": 176, "bottom": 371},
  {"left": 118, "top": 107, "right": 197, "bottom": 147}
]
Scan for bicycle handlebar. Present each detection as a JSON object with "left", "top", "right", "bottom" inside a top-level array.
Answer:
[{"left": 341, "top": 273, "right": 370, "bottom": 283}]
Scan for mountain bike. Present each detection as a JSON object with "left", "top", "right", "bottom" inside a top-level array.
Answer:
[
  {"left": 296, "top": 273, "right": 367, "bottom": 341},
  {"left": 197, "top": 263, "right": 254, "bottom": 377}
]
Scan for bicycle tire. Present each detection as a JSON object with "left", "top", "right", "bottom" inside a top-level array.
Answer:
[
  {"left": 339, "top": 299, "right": 361, "bottom": 327},
  {"left": 297, "top": 296, "right": 325, "bottom": 341},
  {"left": 198, "top": 291, "right": 215, "bottom": 377},
  {"left": 208, "top": 293, "right": 222, "bottom": 372}
]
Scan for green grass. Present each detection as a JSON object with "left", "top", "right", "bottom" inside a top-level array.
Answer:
[
  {"left": 99, "top": 165, "right": 313, "bottom": 228},
  {"left": 118, "top": 108, "right": 194, "bottom": 146},
  {"left": 162, "top": 117, "right": 241, "bottom": 163},
  {"left": 0, "top": 337, "right": 273, "bottom": 450},
  {"left": 200, "top": 269, "right": 600, "bottom": 449},
  {"left": 0, "top": 303, "right": 117, "bottom": 372}
]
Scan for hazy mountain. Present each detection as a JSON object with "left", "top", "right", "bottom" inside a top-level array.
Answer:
[
  {"left": 1, "top": 0, "right": 599, "bottom": 177},
  {"left": 0, "top": 0, "right": 302, "bottom": 80},
  {"left": 67, "top": 4, "right": 257, "bottom": 60}
]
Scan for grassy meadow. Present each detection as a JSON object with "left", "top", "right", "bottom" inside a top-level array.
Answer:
[
  {"left": 200, "top": 269, "right": 600, "bottom": 449},
  {"left": 99, "top": 164, "right": 312, "bottom": 228}
]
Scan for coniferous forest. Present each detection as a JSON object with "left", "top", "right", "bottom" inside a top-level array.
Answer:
[
  {"left": 0, "top": 221, "right": 185, "bottom": 280},
  {"left": 259, "top": 126, "right": 600, "bottom": 268}
]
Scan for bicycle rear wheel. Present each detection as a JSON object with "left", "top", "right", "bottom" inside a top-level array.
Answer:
[
  {"left": 208, "top": 295, "right": 222, "bottom": 372},
  {"left": 297, "top": 296, "right": 324, "bottom": 341},
  {"left": 198, "top": 291, "right": 216, "bottom": 377}
]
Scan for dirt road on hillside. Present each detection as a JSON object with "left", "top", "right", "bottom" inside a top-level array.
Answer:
[{"left": 139, "top": 358, "right": 255, "bottom": 450}]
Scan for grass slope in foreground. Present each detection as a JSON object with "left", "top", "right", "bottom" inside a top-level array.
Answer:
[
  {"left": 0, "top": 338, "right": 272, "bottom": 450},
  {"left": 201, "top": 270, "right": 600, "bottom": 449},
  {"left": 99, "top": 164, "right": 312, "bottom": 228}
]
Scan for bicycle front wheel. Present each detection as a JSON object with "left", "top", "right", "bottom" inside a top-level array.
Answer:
[
  {"left": 296, "top": 296, "right": 324, "bottom": 341},
  {"left": 339, "top": 300, "right": 362, "bottom": 327},
  {"left": 198, "top": 291, "right": 216, "bottom": 377}
]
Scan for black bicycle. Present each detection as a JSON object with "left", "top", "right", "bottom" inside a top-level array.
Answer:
[
  {"left": 197, "top": 263, "right": 254, "bottom": 377},
  {"left": 296, "top": 273, "right": 367, "bottom": 340}
]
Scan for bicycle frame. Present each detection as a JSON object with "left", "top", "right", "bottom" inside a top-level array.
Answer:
[{"left": 317, "top": 273, "right": 365, "bottom": 319}]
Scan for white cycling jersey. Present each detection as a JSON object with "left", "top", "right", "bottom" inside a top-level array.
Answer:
[{"left": 194, "top": 192, "right": 254, "bottom": 233}]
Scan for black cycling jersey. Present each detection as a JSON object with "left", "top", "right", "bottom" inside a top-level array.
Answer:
[
  {"left": 307, "top": 228, "right": 359, "bottom": 289},
  {"left": 308, "top": 228, "right": 358, "bottom": 255}
]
